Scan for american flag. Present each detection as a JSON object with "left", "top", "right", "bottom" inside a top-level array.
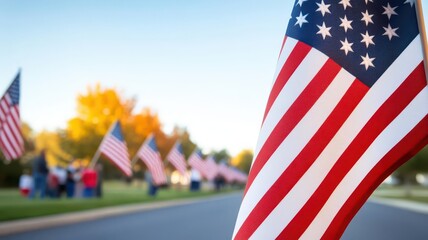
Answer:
[
  {"left": 99, "top": 121, "right": 132, "bottom": 177},
  {"left": 218, "top": 162, "right": 235, "bottom": 183},
  {"left": 137, "top": 134, "right": 167, "bottom": 186},
  {"left": 0, "top": 71, "right": 24, "bottom": 161},
  {"left": 233, "top": 1, "right": 428, "bottom": 239},
  {"left": 166, "top": 141, "right": 188, "bottom": 176},
  {"left": 229, "top": 167, "right": 248, "bottom": 184},
  {"left": 204, "top": 155, "right": 219, "bottom": 181},
  {"left": 188, "top": 148, "right": 209, "bottom": 179}
]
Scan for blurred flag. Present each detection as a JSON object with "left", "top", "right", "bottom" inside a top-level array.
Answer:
[
  {"left": 188, "top": 148, "right": 209, "bottom": 179},
  {"left": 229, "top": 167, "right": 248, "bottom": 184},
  {"left": 136, "top": 134, "right": 167, "bottom": 186},
  {"left": 0, "top": 71, "right": 24, "bottom": 161},
  {"left": 233, "top": 1, "right": 428, "bottom": 239},
  {"left": 98, "top": 121, "right": 132, "bottom": 176},
  {"left": 218, "top": 161, "right": 235, "bottom": 183},
  {"left": 166, "top": 141, "right": 188, "bottom": 175},
  {"left": 204, "top": 155, "right": 219, "bottom": 181}
]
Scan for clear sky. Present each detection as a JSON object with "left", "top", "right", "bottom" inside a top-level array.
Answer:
[{"left": 0, "top": 1, "right": 427, "bottom": 155}]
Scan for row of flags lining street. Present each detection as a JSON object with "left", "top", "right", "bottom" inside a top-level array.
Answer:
[{"left": 90, "top": 120, "right": 247, "bottom": 184}]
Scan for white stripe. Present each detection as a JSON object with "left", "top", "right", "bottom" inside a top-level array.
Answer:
[
  {"left": 301, "top": 86, "right": 428, "bottom": 240},
  {"left": 0, "top": 134, "right": 15, "bottom": 159},
  {"left": 233, "top": 66, "right": 355, "bottom": 238},
  {"left": 2, "top": 124, "right": 19, "bottom": 157},
  {"left": 250, "top": 35, "right": 423, "bottom": 239},
  {"left": 272, "top": 38, "right": 298, "bottom": 84},
  {"left": 254, "top": 46, "right": 328, "bottom": 159}
]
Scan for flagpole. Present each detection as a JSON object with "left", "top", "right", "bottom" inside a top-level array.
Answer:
[
  {"left": 416, "top": 0, "right": 428, "bottom": 83},
  {"left": 89, "top": 120, "right": 118, "bottom": 169}
]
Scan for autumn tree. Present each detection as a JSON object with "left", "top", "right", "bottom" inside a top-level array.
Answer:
[
  {"left": 61, "top": 84, "right": 172, "bottom": 177},
  {"left": 231, "top": 149, "right": 253, "bottom": 173}
]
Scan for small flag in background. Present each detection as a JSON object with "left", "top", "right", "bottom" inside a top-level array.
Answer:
[
  {"left": 0, "top": 71, "right": 24, "bottom": 161},
  {"left": 136, "top": 134, "right": 167, "bottom": 186},
  {"left": 98, "top": 121, "right": 132, "bottom": 176},
  {"left": 188, "top": 148, "right": 209, "bottom": 179},
  {"left": 233, "top": 1, "right": 428, "bottom": 239},
  {"left": 166, "top": 141, "right": 188, "bottom": 176},
  {"left": 218, "top": 161, "right": 235, "bottom": 183},
  {"left": 204, "top": 155, "right": 219, "bottom": 181}
]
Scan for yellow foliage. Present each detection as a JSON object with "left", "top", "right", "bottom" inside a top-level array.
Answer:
[
  {"left": 35, "top": 131, "right": 72, "bottom": 167},
  {"left": 231, "top": 149, "right": 254, "bottom": 173}
]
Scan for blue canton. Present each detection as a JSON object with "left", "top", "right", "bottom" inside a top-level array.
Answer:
[
  {"left": 8, "top": 72, "right": 20, "bottom": 105},
  {"left": 111, "top": 122, "right": 125, "bottom": 141},
  {"left": 148, "top": 136, "right": 159, "bottom": 151},
  {"left": 286, "top": 0, "right": 419, "bottom": 87}
]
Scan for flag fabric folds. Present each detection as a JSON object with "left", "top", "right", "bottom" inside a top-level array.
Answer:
[
  {"left": 136, "top": 134, "right": 167, "bottom": 186},
  {"left": 188, "top": 148, "right": 209, "bottom": 179},
  {"left": 98, "top": 121, "right": 132, "bottom": 176},
  {"left": 233, "top": 1, "right": 428, "bottom": 239},
  {"left": 166, "top": 141, "right": 188, "bottom": 175},
  {"left": 0, "top": 71, "right": 24, "bottom": 161}
]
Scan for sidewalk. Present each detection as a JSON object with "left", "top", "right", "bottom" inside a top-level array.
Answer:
[
  {"left": 0, "top": 192, "right": 240, "bottom": 236},
  {"left": 370, "top": 197, "right": 428, "bottom": 215}
]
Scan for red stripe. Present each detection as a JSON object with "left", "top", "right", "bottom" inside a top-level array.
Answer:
[
  {"left": 234, "top": 79, "right": 368, "bottom": 240},
  {"left": 262, "top": 41, "right": 311, "bottom": 122},
  {"left": 101, "top": 152, "right": 132, "bottom": 176},
  {"left": 245, "top": 58, "right": 342, "bottom": 194},
  {"left": 278, "top": 63, "right": 426, "bottom": 239},
  {"left": 322, "top": 116, "right": 428, "bottom": 240}
]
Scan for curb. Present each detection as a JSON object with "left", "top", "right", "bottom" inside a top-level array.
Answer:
[
  {"left": 0, "top": 192, "right": 241, "bottom": 236},
  {"left": 369, "top": 197, "right": 428, "bottom": 215}
]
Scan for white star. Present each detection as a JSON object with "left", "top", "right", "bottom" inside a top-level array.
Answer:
[
  {"left": 361, "top": 10, "right": 374, "bottom": 26},
  {"left": 295, "top": 12, "right": 309, "bottom": 28},
  {"left": 404, "top": 0, "right": 416, "bottom": 7},
  {"left": 339, "top": 0, "right": 352, "bottom": 10},
  {"left": 340, "top": 38, "right": 354, "bottom": 55},
  {"left": 360, "top": 53, "right": 375, "bottom": 70},
  {"left": 317, "top": 22, "right": 332, "bottom": 40},
  {"left": 296, "top": 0, "right": 308, "bottom": 7},
  {"left": 316, "top": 0, "right": 331, "bottom": 16},
  {"left": 361, "top": 31, "right": 375, "bottom": 48},
  {"left": 383, "top": 3, "right": 398, "bottom": 19},
  {"left": 340, "top": 15, "right": 353, "bottom": 33},
  {"left": 383, "top": 24, "right": 399, "bottom": 40},
  {"left": 365, "top": 0, "right": 373, "bottom": 4}
]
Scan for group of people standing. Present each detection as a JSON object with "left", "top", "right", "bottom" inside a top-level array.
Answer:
[{"left": 19, "top": 150, "right": 103, "bottom": 199}]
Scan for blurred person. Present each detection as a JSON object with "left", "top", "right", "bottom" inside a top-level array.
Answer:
[
  {"left": 65, "top": 167, "right": 76, "bottom": 198},
  {"left": 47, "top": 169, "right": 59, "bottom": 198},
  {"left": 73, "top": 168, "right": 84, "bottom": 198},
  {"left": 145, "top": 170, "right": 158, "bottom": 196},
  {"left": 19, "top": 169, "right": 33, "bottom": 197},
  {"left": 82, "top": 168, "right": 97, "bottom": 198},
  {"left": 95, "top": 163, "right": 103, "bottom": 198},
  {"left": 29, "top": 150, "right": 49, "bottom": 199},
  {"left": 190, "top": 168, "right": 201, "bottom": 192},
  {"left": 53, "top": 166, "right": 67, "bottom": 198}
]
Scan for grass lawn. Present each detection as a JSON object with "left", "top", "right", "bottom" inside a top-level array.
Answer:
[
  {"left": 0, "top": 181, "right": 239, "bottom": 222},
  {"left": 373, "top": 185, "right": 428, "bottom": 204}
]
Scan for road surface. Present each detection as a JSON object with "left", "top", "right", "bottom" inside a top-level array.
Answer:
[{"left": 2, "top": 193, "right": 428, "bottom": 240}]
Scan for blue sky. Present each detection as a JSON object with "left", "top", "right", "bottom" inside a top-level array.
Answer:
[{"left": 0, "top": 1, "right": 427, "bottom": 155}]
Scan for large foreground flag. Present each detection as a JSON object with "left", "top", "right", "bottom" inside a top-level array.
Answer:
[
  {"left": 0, "top": 71, "right": 24, "bottom": 161},
  {"left": 166, "top": 141, "right": 188, "bottom": 175},
  {"left": 233, "top": 1, "right": 428, "bottom": 239},
  {"left": 98, "top": 121, "right": 132, "bottom": 176},
  {"left": 136, "top": 134, "right": 167, "bottom": 186}
]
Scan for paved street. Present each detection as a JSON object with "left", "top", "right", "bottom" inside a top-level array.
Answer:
[{"left": 2, "top": 193, "right": 428, "bottom": 240}]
